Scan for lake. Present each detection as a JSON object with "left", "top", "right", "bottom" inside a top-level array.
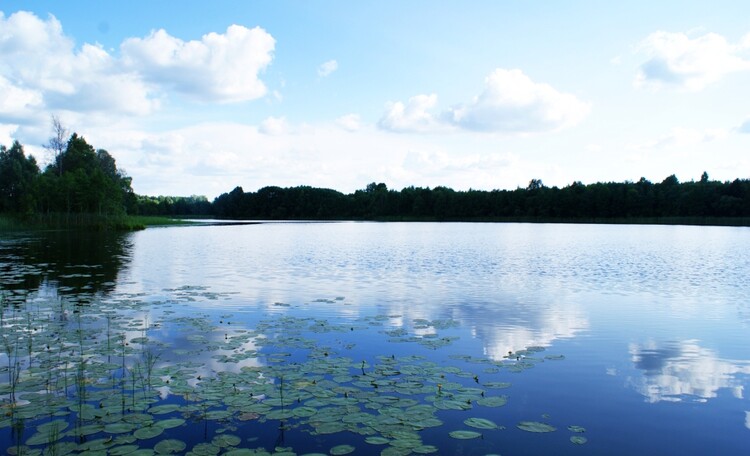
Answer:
[{"left": 1, "top": 222, "right": 749, "bottom": 455}]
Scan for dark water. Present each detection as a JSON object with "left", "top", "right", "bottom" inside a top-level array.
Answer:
[{"left": 1, "top": 222, "right": 749, "bottom": 455}]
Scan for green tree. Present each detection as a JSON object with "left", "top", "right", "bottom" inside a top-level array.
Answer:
[
  {"left": 41, "top": 134, "right": 133, "bottom": 215},
  {"left": 0, "top": 141, "right": 40, "bottom": 213}
]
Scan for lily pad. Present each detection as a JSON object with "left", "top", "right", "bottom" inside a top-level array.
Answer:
[
  {"left": 155, "top": 418, "right": 185, "bottom": 429},
  {"left": 364, "top": 436, "right": 390, "bottom": 445},
  {"left": 109, "top": 445, "right": 141, "bottom": 455},
  {"left": 134, "top": 426, "right": 164, "bottom": 440},
  {"left": 449, "top": 430, "right": 482, "bottom": 439},
  {"left": 476, "top": 395, "right": 508, "bottom": 407},
  {"left": 464, "top": 417, "right": 499, "bottom": 430},
  {"left": 154, "top": 439, "right": 187, "bottom": 454},
  {"left": 517, "top": 421, "right": 556, "bottom": 433},
  {"left": 571, "top": 435, "right": 588, "bottom": 444},
  {"left": 329, "top": 444, "right": 356, "bottom": 455}
]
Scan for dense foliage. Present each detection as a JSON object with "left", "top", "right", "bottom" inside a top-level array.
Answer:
[
  {"left": 0, "top": 136, "right": 135, "bottom": 219},
  {"left": 212, "top": 177, "right": 750, "bottom": 222}
]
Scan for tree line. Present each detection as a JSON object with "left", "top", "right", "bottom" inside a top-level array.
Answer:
[
  {"left": 2, "top": 129, "right": 749, "bottom": 225},
  {"left": 212, "top": 176, "right": 750, "bottom": 222}
]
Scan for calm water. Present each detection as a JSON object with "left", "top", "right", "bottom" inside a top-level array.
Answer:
[{"left": 1, "top": 222, "right": 749, "bottom": 455}]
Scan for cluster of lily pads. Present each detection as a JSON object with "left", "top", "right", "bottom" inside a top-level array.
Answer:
[{"left": 1, "top": 286, "right": 587, "bottom": 455}]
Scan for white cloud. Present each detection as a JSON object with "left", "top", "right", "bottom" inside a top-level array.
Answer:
[
  {"left": 0, "top": 75, "right": 43, "bottom": 118},
  {"left": 379, "top": 69, "right": 590, "bottom": 134},
  {"left": 446, "top": 69, "right": 590, "bottom": 133},
  {"left": 0, "top": 11, "right": 158, "bottom": 117},
  {"left": 0, "top": 10, "right": 275, "bottom": 127},
  {"left": 635, "top": 31, "right": 750, "bottom": 91},
  {"left": 121, "top": 25, "right": 275, "bottom": 103},
  {"left": 737, "top": 119, "right": 750, "bottom": 134},
  {"left": 336, "top": 114, "right": 361, "bottom": 132},
  {"left": 317, "top": 59, "right": 338, "bottom": 77},
  {"left": 378, "top": 93, "right": 442, "bottom": 133},
  {"left": 0, "top": 124, "right": 19, "bottom": 146},
  {"left": 635, "top": 127, "right": 728, "bottom": 150},
  {"left": 258, "top": 116, "right": 289, "bottom": 136}
]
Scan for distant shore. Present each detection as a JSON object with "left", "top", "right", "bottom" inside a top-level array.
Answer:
[{"left": 3, "top": 214, "right": 748, "bottom": 233}]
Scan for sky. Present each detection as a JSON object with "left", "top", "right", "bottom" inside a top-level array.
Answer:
[{"left": 1, "top": 1, "right": 750, "bottom": 198}]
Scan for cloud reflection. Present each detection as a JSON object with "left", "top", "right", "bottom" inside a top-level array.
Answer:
[
  {"left": 629, "top": 339, "right": 750, "bottom": 403},
  {"left": 365, "top": 298, "right": 589, "bottom": 362}
]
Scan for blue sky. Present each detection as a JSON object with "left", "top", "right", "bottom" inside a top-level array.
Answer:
[{"left": 1, "top": 1, "right": 749, "bottom": 197}]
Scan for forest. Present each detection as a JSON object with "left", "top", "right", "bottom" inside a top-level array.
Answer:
[
  {"left": 2, "top": 134, "right": 749, "bottom": 226},
  {"left": 210, "top": 177, "right": 750, "bottom": 222}
]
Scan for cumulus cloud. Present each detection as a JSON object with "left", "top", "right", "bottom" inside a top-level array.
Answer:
[
  {"left": 0, "top": 10, "right": 275, "bottom": 125},
  {"left": 378, "top": 94, "right": 442, "bottom": 133},
  {"left": 0, "top": 75, "right": 43, "bottom": 118},
  {"left": 258, "top": 116, "right": 289, "bottom": 136},
  {"left": 336, "top": 113, "right": 361, "bottom": 132},
  {"left": 446, "top": 69, "right": 590, "bottom": 133},
  {"left": 0, "top": 124, "right": 19, "bottom": 146},
  {"left": 0, "top": 11, "right": 157, "bottom": 117},
  {"left": 317, "top": 59, "right": 338, "bottom": 77},
  {"left": 378, "top": 69, "right": 589, "bottom": 134},
  {"left": 635, "top": 31, "right": 750, "bottom": 91},
  {"left": 121, "top": 25, "right": 275, "bottom": 103}
]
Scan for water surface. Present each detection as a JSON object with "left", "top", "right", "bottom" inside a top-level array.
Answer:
[{"left": 1, "top": 222, "right": 748, "bottom": 455}]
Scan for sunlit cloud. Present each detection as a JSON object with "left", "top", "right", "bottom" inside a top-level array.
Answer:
[
  {"left": 258, "top": 116, "right": 289, "bottom": 136},
  {"left": 0, "top": 10, "right": 275, "bottom": 128},
  {"left": 445, "top": 68, "right": 591, "bottom": 133},
  {"left": 121, "top": 25, "right": 275, "bottom": 103},
  {"left": 635, "top": 30, "right": 750, "bottom": 91},
  {"left": 335, "top": 113, "right": 361, "bottom": 132},
  {"left": 0, "top": 11, "right": 158, "bottom": 117},
  {"left": 379, "top": 94, "right": 443, "bottom": 133},
  {"left": 317, "top": 59, "right": 338, "bottom": 77},
  {"left": 737, "top": 119, "right": 750, "bottom": 134},
  {"left": 379, "top": 69, "right": 590, "bottom": 134}
]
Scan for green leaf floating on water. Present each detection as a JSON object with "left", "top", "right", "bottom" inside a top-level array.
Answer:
[
  {"left": 464, "top": 417, "right": 500, "bottom": 430},
  {"left": 155, "top": 418, "right": 185, "bottom": 429},
  {"left": 148, "top": 404, "right": 181, "bottom": 415},
  {"left": 517, "top": 421, "right": 557, "bottom": 432},
  {"left": 476, "top": 395, "right": 508, "bottom": 407},
  {"left": 449, "top": 430, "right": 482, "bottom": 439},
  {"left": 104, "top": 422, "right": 137, "bottom": 434},
  {"left": 109, "top": 445, "right": 141, "bottom": 455},
  {"left": 212, "top": 434, "right": 242, "bottom": 447},
  {"left": 133, "top": 425, "right": 164, "bottom": 440},
  {"left": 329, "top": 444, "right": 356, "bottom": 455},
  {"left": 154, "top": 439, "right": 187, "bottom": 454},
  {"left": 364, "top": 436, "right": 391, "bottom": 445}
]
